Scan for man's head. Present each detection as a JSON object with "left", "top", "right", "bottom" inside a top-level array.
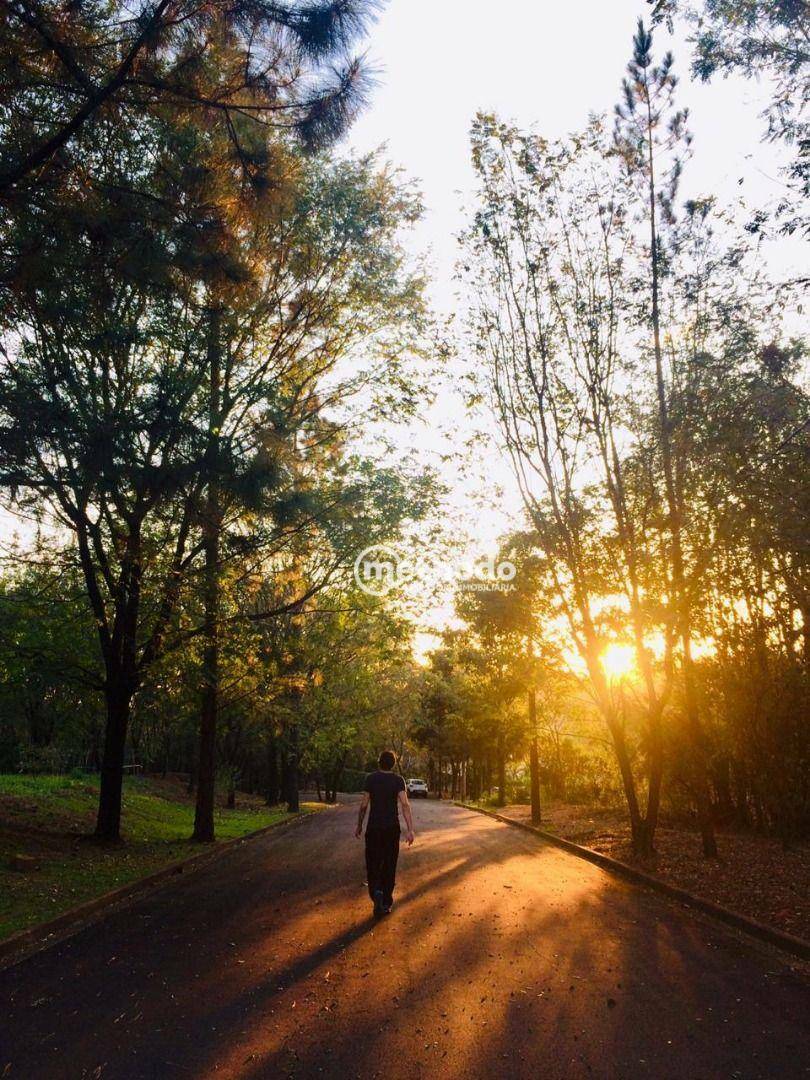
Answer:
[{"left": 378, "top": 750, "right": 396, "bottom": 772}]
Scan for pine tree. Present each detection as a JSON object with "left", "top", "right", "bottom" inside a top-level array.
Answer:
[
  {"left": 0, "top": 0, "right": 376, "bottom": 198},
  {"left": 614, "top": 20, "right": 718, "bottom": 856},
  {"left": 180, "top": 133, "right": 425, "bottom": 840},
  {"left": 650, "top": 0, "right": 809, "bottom": 234},
  {"left": 0, "top": 0, "right": 424, "bottom": 843}
]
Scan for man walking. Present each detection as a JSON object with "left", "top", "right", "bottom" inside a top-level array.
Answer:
[{"left": 355, "top": 750, "right": 415, "bottom": 916}]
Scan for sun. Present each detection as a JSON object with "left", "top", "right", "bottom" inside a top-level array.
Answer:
[{"left": 601, "top": 642, "right": 635, "bottom": 681}]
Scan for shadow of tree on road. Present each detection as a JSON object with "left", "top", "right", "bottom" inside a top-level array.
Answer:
[{"left": 1, "top": 803, "right": 808, "bottom": 1080}]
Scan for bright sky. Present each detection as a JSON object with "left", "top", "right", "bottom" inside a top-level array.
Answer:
[
  {"left": 1, "top": 1, "right": 803, "bottom": 662},
  {"left": 343, "top": 0, "right": 805, "bottom": 657},
  {"left": 347, "top": 0, "right": 801, "bottom": 302}
]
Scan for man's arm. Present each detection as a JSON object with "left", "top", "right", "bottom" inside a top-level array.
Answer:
[
  {"left": 398, "top": 789, "right": 415, "bottom": 845},
  {"left": 355, "top": 792, "right": 370, "bottom": 838}
]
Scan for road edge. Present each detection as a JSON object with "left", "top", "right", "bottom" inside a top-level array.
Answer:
[
  {"left": 0, "top": 805, "right": 326, "bottom": 973},
  {"left": 456, "top": 801, "right": 810, "bottom": 961}
]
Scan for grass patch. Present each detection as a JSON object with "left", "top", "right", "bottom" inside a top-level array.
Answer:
[{"left": 0, "top": 773, "right": 315, "bottom": 941}]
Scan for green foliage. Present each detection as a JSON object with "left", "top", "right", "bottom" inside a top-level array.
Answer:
[
  {"left": 0, "top": 8, "right": 432, "bottom": 837},
  {"left": 0, "top": 0, "right": 377, "bottom": 198},
  {"left": 461, "top": 22, "right": 808, "bottom": 846},
  {"left": 650, "top": 0, "right": 809, "bottom": 232},
  {"left": 0, "top": 773, "right": 308, "bottom": 939}
]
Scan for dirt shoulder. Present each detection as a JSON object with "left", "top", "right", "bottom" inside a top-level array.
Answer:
[{"left": 495, "top": 800, "right": 810, "bottom": 942}]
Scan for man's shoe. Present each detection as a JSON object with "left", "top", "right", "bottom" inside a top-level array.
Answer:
[
  {"left": 372, "top": 889, "right": 384, "bottom": 917},
  {"left": 382, "top": 899, "right": 393, "bottom": 915}
]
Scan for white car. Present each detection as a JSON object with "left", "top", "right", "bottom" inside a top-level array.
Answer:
[{"left": 406, "top": 778, "right": 429, "bottom": 798}]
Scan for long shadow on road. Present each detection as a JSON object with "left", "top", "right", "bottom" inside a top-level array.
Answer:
[
  {"left": 1, "top": 801, "right": 808, "bottom": 1080},
  {"left": 231, "top": 858, "right": 809, "bottom": 1080}
]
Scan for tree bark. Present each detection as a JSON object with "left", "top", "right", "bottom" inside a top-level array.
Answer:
[
  {"left": 529, "top": 738, "right": 541, "bottom": 825},
  {"left": 496, "top": 731, "right": 506, "bottom": 807},
  {"left": 642, "top": 701, "right": 664, "bottom": 854},
  {"left": 713, "top": 756, "right": 735, "bottom": 825},
  {"left": 265, "top": 734, "right": 279, "bottom": 805},
  {"left": 95, "top": 686, "right": 130, "bottom": 841},
  {"left": 642, "top": 90, "right": 717, "bottom": 859},
  {"left": 193, "top": 306, "right": 222, "bottom": 843},
  {"left": 604, "top": 706, "right": 647, "bottom": 856},
  {"left": 285, "top": 721, "right": 300, "bottom": 813},
  {"left": 528, "top": 688, "right": 541, "bottom": 825},
  {"left": 93, "top": 531, "right": 141, "bottom": 842},
  {"left": 329, "top": 753, "right": 347, "bottom": 803}
]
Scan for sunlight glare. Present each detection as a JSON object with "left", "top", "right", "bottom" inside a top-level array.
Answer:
[{"left": 601, "top": 643, "right": 635, "bottom": 681}]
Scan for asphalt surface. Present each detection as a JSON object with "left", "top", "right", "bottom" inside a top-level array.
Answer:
[{"left": 1, "top": 799, "right": 808, "bottom": 1080}]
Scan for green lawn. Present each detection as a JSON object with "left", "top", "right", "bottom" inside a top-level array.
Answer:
[{"left": 0, "top": 773, "right": 314, "bottom": 941}]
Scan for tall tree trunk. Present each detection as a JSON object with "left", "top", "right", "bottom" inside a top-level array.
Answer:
[
  {"left": 280, "top": 748, "right": 290, "bottom": 806},
  {"left": 644, "top": 95, "right": 717, "bottom": 858},
  {"left": 94, "top": 532, "right": 142, "bottom": 841},
  {"left": 528, "top": 689, "right": 541, "bottom": 825},
  {"left": 193, "top": 306, "right": 222, "bottom": 843},
  {"left": 285, "top": 720, "right": 300, "bottom": 813},
  {"left": 641, "top": 701, "right": 664, "bottom": 854},
  {"left": 329, "top": 752, "right": 347, "bottom": 803},
  {"left": 265, "top": 734, "right": 279, "bottom": 805},
  {"left": 496, "top": 731, "right": 506, "bottom": 807},
  {"left": 605, "top": 709, "right": 647, "bottom": 856},
  {"left": 713, "top": 756, "right": 735, "bottom": 825},
  {"left": 193, "top": 572, "right": 219, "bottom": 840},
  {"left": 95, "top": 685, "right": 131, "bottom": 841}
]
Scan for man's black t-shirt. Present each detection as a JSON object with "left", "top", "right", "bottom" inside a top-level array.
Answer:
[{"left": 364, "top": 770, "right": 405, "bottom": 830}]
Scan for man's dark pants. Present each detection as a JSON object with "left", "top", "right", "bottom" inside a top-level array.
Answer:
[{"left": 365, "top": 825, "right": 400, "bottom": 905}]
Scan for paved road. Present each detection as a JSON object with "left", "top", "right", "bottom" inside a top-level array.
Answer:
[{"left": 1, "top": 800, "right": 808, "bottom": 1079}]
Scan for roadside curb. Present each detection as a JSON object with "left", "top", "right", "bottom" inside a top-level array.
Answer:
[
  {"left": 0, "top": 806, "right": 321, "bottom": 973},
  {"left": 456, "top": 801, "right": 810, "bottom": 962}
]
